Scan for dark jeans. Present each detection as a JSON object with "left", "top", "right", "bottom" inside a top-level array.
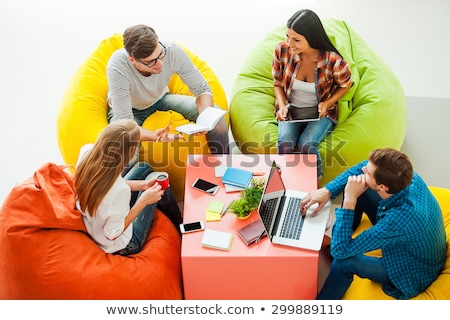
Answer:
[
  {"left": 115, "top": 162, "right": 182, "bottom": 256},
  {"left": 316, "top": 189, "right": 393, "bottom": 299}
]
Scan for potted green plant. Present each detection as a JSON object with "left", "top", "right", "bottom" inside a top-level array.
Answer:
[{"left": 229, "top": 178, "right": 265, "bottom": 219}]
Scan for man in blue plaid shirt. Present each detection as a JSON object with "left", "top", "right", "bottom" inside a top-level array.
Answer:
[{"left": 301, "top": 148, "right": 446, "bottom": 299}]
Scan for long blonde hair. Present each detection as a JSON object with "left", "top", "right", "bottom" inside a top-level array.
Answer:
[{"left": 74, "top": 119, "right": 140, "bottom": 216}]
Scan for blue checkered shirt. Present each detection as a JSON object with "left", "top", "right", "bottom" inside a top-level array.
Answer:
[{"left": 325, "top": 160, "right": 447, "bottom": 299}]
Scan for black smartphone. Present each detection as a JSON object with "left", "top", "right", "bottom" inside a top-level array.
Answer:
[{"left": 192, "top": 178, "right": 220, "bottom": 195}]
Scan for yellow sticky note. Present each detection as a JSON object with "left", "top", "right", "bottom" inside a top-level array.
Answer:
[{"left": 206, "top": 210, "right": 221, "bottom": 221}]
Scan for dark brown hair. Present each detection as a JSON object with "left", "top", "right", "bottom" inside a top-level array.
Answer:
[
  {"left": 287, "top": 9, "right": 341, "bottom": 56},
  {"left": 123, "top": 24, "right": 159, "bottom": 59},
  {"left": 369, "top": 148, "right": 413, "bottom": 194}
]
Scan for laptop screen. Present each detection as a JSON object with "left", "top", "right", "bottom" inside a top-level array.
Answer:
[{"left": 257, "top": 161, "right": 286, "bottom": 236}]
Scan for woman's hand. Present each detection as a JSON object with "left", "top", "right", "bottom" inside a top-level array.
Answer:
[
  {"left": 318, "top": 101, "right": 330, "bottom": 117},
  {"left": 155, "top": 124, "right": 184, "bottom": 142},
  {"left": 276, "top": 105, "right": 289, "bottom": 121},
  {"left": 139, "top": 182, "right": 164, "bottom": 205}
]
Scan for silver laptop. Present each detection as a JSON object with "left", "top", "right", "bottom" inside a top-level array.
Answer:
[{"left": 257, "top": 161, "right": 331, "bottom": 251}]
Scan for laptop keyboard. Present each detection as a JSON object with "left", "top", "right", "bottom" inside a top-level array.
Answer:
[
  {"left": 261, "top": 198, "right": 278, "bottom": 228},
  {"left": 280, "top": 197, "right": 304, "bottom": 240}
]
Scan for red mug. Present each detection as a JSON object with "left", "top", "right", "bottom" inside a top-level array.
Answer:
[{"left": 155, "top": 172, "right": 170, "bottom": 190}]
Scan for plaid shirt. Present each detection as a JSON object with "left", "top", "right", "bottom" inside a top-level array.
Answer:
[
  {"left": 272, "top": 42, "right": 352, "bottom": 122},
  {"left": 325, "top": 161, "right": 447, "bottom": 299}
]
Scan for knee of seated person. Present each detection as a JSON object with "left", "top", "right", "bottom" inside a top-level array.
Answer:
[
  {"left": 278, "top": 142, "right": 295, "bottom": 154},
  {"left": 135, "top": 161, "right": 151, "bottom": 171},
  {"left": 299, "top": 141, "right": 317, "bottom": 154}
]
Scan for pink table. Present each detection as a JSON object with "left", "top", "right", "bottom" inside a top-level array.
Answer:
[{"left": 182, "top": 154, "right": 318, "bottom": 299}]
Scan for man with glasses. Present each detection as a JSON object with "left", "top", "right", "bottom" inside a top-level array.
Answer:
[{"left": 106, "top": 24, "right": 229, "bottom": 156}]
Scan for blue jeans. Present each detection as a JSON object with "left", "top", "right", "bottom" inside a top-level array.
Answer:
[
  {"left": 316, "top": 254, "right": 393, "bottom": 299},
  {"left": 278, "top": 117, "right": 334, "bottom": 178},
  {"left": 316, "top": 189, "right": 391, "bottom": 299},
  {"left": 115, "top": 162, "right": 182, "bottom": 256},
  {"left": 109, "top": 93, "right": 230, "bottom": 155}
]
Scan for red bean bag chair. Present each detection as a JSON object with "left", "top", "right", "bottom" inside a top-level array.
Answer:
[{"left": 0, "top": 162, "right": 182, "bottom": 299}]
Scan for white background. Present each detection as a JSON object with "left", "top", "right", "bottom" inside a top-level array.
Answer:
[{"left": 1, "top": 0, "right": 450, "bottom": 204}]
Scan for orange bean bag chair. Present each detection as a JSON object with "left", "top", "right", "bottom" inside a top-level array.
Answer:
[{"left": 0, "top": 162, "right": 183, "bottom": 299}]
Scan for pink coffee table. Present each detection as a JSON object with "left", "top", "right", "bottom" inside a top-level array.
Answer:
[{"left": 182, "top": 154, "right": 319, "bottom": 299}]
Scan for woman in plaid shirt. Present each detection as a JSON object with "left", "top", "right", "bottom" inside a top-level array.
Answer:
[{"left": 273, "top": 9, "right": 352, "bottom": 179}]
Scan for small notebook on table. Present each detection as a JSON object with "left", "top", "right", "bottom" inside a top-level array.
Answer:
[
  {"left": 201, "top": 228, "right": 233, "bottom": 251},
  {"left": 222, "top": 167, "right": 253, "bottom": 188},
  {"left": 236, "top": 219, "right": 267, "bottom": 246}
]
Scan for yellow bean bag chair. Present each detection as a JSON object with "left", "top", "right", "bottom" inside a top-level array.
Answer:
[
  {"left": 343, "top": 186, "right": 450, "bottom": 299},
  {"left": 57, "top": 34, "right": 228, "bottom": 201}
]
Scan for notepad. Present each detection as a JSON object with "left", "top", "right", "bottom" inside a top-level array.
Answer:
[
  {"left": 205, "top": 201, "right": 224, "bottom": 221},
  {"left": 222, "top": 167, "right": 253, "bottom": 188},
  {"left": 201, "top": 229, "right": 233, "bottom": 251},
  {"left": 236, "top": 219, "right": 267, "bottom": 246}
]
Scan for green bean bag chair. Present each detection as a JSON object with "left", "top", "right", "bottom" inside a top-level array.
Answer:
[{"left": 230, "top": 19, "right": 407, "bottom": 185}]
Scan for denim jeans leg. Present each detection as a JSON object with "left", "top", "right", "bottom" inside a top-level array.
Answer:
[
  {"left": 116, "top": 162, "right": 156, "bottom": 256},
  {"left": 156, "top": 93, "right": 199, "bottom": 122},
  {"left": 157, "top": 93, "right": 229, "bottom": 154},
  {"left": 157, "top": 186, "right": 183, "bottom": 234},
  {"left": 206, "top": 116, "right": 229, "bottom": 154},
  {"left": 119, "top": 202, "right": 158, "bottom": 256},
  {"left": 278, "top": 121, "right": 305, "bottom": 153},
  {"left": 298, "top": 117, "right": 335, "bottom": 177},
  {"left": 124, "top": 162, "right": 153, "bottom": 206},
  {"left": 316, "top": 254, "right": 391, "bottom": 299},
  {"left": 352, "top": 188, "right": 382, "bottom": 230}
]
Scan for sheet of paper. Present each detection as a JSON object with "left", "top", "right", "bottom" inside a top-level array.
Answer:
[
  {"left": 224, "top": 183, "right": 245, "bottom": 193},
  {"left": 214, "top": 165, "right": 228, "bottom": 177}
]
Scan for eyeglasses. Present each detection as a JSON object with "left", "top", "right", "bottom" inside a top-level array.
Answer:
[{"left": 136, "top": 42, "right": 166, "bottom": 68}]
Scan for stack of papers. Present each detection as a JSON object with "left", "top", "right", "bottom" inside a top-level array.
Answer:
[{"left": 201, "top": 229, "right": 233, "bottom": 251}]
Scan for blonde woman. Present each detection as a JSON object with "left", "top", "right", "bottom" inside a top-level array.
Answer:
[{"left": 74, "top": 119, "right": 182, "bottom": 255}]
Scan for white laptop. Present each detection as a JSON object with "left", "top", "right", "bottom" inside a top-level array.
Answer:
[{"left": 256, "top": 161, "right": 331, "bottom": 251}]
